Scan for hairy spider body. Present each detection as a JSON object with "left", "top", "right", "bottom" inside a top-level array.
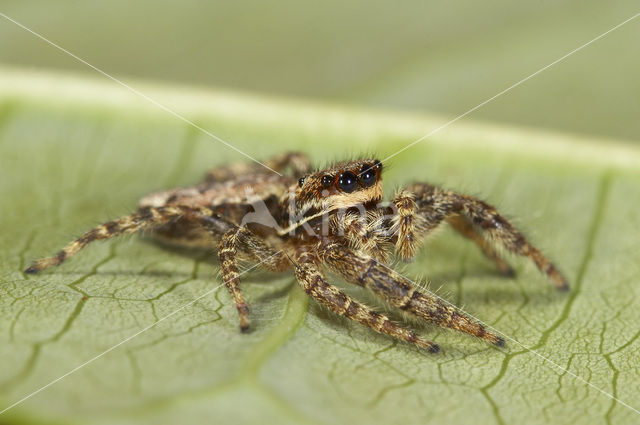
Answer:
[{"left": 26, "top": 152, "right": 568, "bottom": 353}]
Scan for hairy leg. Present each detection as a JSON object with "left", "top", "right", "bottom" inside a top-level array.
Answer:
[
  {"left": 446, "top": 214, "right": 515, "bottom": 276},
  {"left": 218, "top": 226, "right": 290, "bottom": 332},
  {"left": 293, "top": 249, "right": 439, "bottom": 353},
  {"left": 395, "top": 183, "right": 568, "bottom": 290},
  {"left": 389, "top": 189, "right": 426, "bottom": 260},
  {"left": 319, "top": 238, "right": 505, "bottom": 347},
  {"left": 331, "top": 212, "right": 391, "bottom": 262},
  {"left": 25, "top": 206, "right": 231, "bottom": 274}
]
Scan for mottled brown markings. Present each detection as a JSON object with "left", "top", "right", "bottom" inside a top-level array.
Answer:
[
  {"left": 26, "top": 151, "right": 567, "bottom": 351},
  {"left": 105, "top": 221, "right": 120, "bottom": 233},
  {"left": 218, "top": 228, "right": 251, "bottom": 331},
  {"left": 398, "top": 288, "right": 417, "bottom": 310}
]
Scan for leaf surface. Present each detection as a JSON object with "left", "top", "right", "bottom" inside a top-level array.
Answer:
[{"left": 0, "top": 68, "right": 639, "bottom": 425}]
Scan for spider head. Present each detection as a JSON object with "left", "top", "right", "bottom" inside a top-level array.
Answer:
[{"left": 283, "top": 159, "right": 384, "bottom": 229}]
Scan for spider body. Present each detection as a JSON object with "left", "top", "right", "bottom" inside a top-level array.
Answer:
[{"left": 26, "top": 152, "right": 568, "bottom": 353}]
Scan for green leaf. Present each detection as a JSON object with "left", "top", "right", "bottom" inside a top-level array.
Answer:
[{"left": 1, "top": 67, "right": 639, "bottom": 425}]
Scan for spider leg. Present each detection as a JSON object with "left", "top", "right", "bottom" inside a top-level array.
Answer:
[
  {"left": 293, "top": 249, "right": 440, "bottom": 353},
  {"left": 446, "top": 214, "right": 515, "bottom": 277},
  {"left": 205, "top": 151, "right": 311, "bottom": 182},
  {"left": 219, "top": 226, "right": 290, "bottom": 332},
  {"left": 319, "top": 238, "right": 505, "bottom": 347},
  {"left": 394, "top": 183, "right": 569, "bottom": 290},
  {"left": 25, "top": 206, "right": 231, "bottom": 274},
  {"left": 333, "top": 212, "right": 391, "bottom": 262},
  {"left": 390, "top": 189, "right": 425, "bottom": 260}
]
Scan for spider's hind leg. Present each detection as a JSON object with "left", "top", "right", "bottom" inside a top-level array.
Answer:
[{"left": 25, "top": 206, "right": 230, "bottom": 274}]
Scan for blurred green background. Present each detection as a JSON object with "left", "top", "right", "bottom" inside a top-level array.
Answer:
[{"left": 1, "top": 0, "right": 639, "bottom": 142}]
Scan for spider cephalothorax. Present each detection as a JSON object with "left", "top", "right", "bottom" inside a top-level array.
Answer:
[
  {"left": 26, "top": 152, "right": 568, "bottom": 353},
  {"left": 280, "top": 159, "right": 383, "bottom": 235}
]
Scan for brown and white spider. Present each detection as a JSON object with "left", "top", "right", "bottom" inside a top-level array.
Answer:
[{"left": 26, "top": 152, "right": 568, "bottom": 353}]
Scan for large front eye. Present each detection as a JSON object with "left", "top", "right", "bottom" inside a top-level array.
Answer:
[
  {"left": 338, "top": 171, "right": 357, "bottom": 192},
  {"left": 359, "top": 164, "right": 377, "bottom": 187}
]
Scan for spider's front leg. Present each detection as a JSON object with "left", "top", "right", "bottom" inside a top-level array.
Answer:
[
  {"left": 392, "top": 184, "right": 569, "bottom": 290},
  {"left": 333, "top": 212, "right": 391, "bottom": 262},
  {"left": 319, "top": 238, "right": 505, "bottom": 347},
  {"left": 25, "top": 206, "right": 232, "bottom": 273},
  {"left": 390, "top": 189, "right": 510, "bottom": 275},
  {"left": 293, "top": 249, "right": 440, "bottom": 353},
  {"left": 218, "top": 226, "right": 290, "bottom": 332}
]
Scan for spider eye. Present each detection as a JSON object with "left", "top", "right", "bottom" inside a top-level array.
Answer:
[
  {"left": 338, "top": 171, "right": 357, "bottom": 193},
  {"left": 298, "top": 177, "right": 305, "bottom": 188},
  {"left": 373, "top": 159, "right": 382, "bottom": 171},
  {"left": 321, "top": 175, "right": 333, "bottom": 188},
  {"left": 359, "top": 164, "right": 377, "bottom": 187}
]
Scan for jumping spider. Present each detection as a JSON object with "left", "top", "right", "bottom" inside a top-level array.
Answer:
[{"left": 26, "top": 152, "right": 568, "bottom": 353}]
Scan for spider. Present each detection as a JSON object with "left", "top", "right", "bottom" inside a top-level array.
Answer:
[{"left": 26, "top": 152, "right": 568, "bottom": 353}]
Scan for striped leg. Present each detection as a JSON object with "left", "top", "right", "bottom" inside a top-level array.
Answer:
[
  {"left": 294, "top": 249, "right": 439, "bottom": 353},
  {"left": 390, "top": 189, "right": 426, "bottom": 260},
  {"left": 218, "top": 226, "right": 289, "bottom": 332},
  {"left": 446, "top": 214, "right": 515, "bottom": 276},
  {"left": 333, "top": 212, "right": 391, "bottom": 262},
  {"left": 319, "top": 239, "right": 505, "bottom": 347},
  {"left": 25, "top": 206, "right": 230, "bottom": 274}
]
